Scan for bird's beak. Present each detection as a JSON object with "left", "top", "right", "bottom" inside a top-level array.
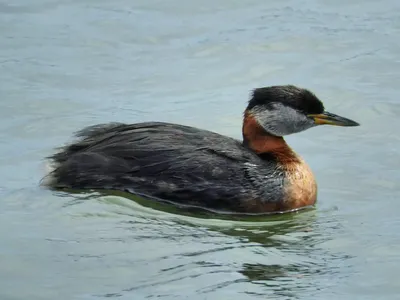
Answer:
[{"left": 308, "top": 111, "right": 360, "bottom": 127}]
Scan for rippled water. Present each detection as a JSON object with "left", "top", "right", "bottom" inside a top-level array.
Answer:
[{"left": 1, "top": 1, "right": 400, "bottom": 299}]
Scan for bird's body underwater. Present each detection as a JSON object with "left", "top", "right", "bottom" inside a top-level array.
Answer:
[{"left": 43, "top": 85, "right": 359, "bottom": 214}]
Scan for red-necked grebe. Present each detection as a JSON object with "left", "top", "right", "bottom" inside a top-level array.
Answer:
[{"left": 43, "top": 85, "right": 359, "bottom": 214}]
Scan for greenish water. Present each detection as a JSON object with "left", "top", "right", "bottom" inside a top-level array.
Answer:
[{"left": 1, "top": 0, "right": 400, "bottom": 299}]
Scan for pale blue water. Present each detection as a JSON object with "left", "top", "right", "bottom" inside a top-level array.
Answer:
[{"left": 1, "top": 1, "right": 400, "bottom": 299}]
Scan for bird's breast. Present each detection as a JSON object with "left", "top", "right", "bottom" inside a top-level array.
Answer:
[{"left": 274, "top": 149, "right": 317, "bottom": 210}]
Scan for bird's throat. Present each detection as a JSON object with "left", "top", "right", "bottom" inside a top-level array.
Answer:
[{"left": 242, "top": 112, "right": 289, "bottom": 154}]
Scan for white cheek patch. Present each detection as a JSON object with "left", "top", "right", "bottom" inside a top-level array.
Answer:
[{"left": 250, "top": 103, "right": 314, "bottom": 136}]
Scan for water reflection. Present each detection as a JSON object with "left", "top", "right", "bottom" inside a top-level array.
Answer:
[
  {"left": 65, "top": 191, "right": 350, "bottom": 299},
  {"left": 232, "top": 224, "right": 348, "bottom": 298},
  {"left": 61, "top": 188, "right": 315, "bottom": 220}
]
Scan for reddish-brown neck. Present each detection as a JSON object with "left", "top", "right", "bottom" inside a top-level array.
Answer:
[{"left": 242, "top": 111, "right": 290, "bottom": 154}]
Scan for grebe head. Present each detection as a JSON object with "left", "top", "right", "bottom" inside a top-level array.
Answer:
[{"left": 245, "top": 85, "right": 359, "bottom": 136}]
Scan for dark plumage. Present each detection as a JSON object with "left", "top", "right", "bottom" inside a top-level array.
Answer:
[
  {"left": 248, "top": 85, "right": 324, "bottom": 114},
  {"left": 46, "top": 122, "right": 283, "bottom": 213}
]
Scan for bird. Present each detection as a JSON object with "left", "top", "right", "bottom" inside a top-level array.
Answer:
[{"left": 43, "top": 85, "right": 359, "bottom": 214}]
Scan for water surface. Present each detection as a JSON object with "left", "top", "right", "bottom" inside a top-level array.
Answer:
[{"left": 1, "top": 1, "right": 400, "bottom": 299}]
